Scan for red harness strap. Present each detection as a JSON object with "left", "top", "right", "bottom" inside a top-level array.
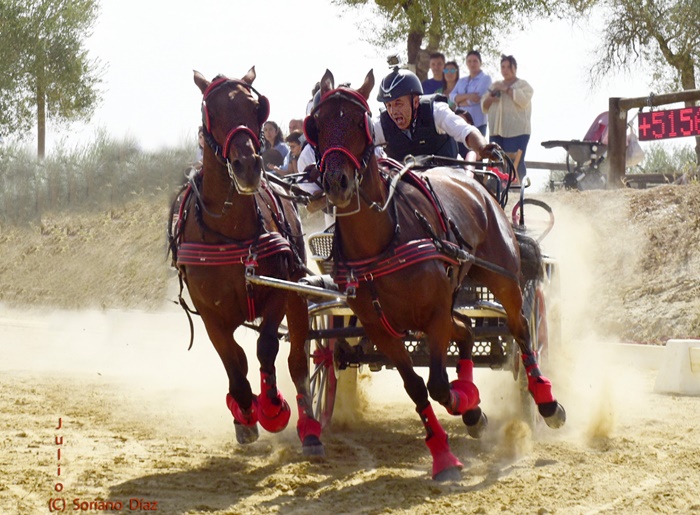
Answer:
[
  {"left": 176, "top": 232, "right": 291, "bottom": 266},
  {"left": 333, "top": 238, "right": 459, "bottom": 286},
  {"left": 333, "top": 238, "right": 460, "bottom": 337},
  {"left": 177, "top": 232, "right": 292, "bottom": 321}
]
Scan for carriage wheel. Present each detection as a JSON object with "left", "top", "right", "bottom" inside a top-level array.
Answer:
[{"left": 307, "top": 314, "right": 338, "bottom": 429}]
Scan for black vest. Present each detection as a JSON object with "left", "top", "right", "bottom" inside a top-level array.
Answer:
[{"left": 380, "top": 95, "right": 458, "bottom": 161}]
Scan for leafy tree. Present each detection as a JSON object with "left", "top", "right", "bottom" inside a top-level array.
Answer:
[
  {"left": 588, "top": 0, "right": 700, "bottom": 162},
  {"left": 0, "top": 0, "right": 103, "bottom": 159},
  {"left": 332, "top": 0, "right": 575, "bottom": 80}
]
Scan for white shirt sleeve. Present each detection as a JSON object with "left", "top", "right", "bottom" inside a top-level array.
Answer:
[
  {"left": 297, "top": 143, "right": 316, "bottom": 173},
  {"left": 372, "top": 115, "right": 386, "bottom": 146},
  {"left": 432, "top": 101, "right": 476, "bottom": 143}
]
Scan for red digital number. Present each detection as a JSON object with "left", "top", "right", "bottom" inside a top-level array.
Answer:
[
  {"left": 638, "top": 106, "right": 700, "bottom": 141},
  {"left": 651, "top": 111, "right": 665, "bottom": 139},
  {"left": 679, "top": 107, "right": 694, "bottom": 136}
]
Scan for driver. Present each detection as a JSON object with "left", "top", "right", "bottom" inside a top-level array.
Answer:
[{"left": 374, "top": 67, "right": 495, "bottom": 162}]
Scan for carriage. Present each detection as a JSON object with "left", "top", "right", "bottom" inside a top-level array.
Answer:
[
  {"left": 170, "top": 68, "right": 565, "bottom": 482},
  {"left": 248, "top": 162, "right": 561, "bottom": 432}
]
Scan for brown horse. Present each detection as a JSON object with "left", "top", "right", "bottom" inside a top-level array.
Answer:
[
  {"left": 170, "top": 68, "right": 323, "bottom": 456},
  {"left": 303, "top": 69, "right": 565, "bottom": 480}
]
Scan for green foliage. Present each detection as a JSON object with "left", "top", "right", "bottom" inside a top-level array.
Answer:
[
  {"left": 0, "top": 0, "right": 103, "bottom": 140},
  {"left": 332, "top": 0, "right": 569, "bottom": 65},
  {"left": 590, "top": 0, "right": 700, "bottom": 92},
  {"left": 0, "top": 136, "right": 191, "bottom": 225},
  {"left": 635, "top": 142, "right": 698, "bottom": 176}
]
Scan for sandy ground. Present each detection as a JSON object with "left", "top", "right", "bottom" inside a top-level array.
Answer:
[
  {"left": 2, "top": 184, "right": 700, "bottom": 514},
  {"left": 2, "top": 302, "right": 700, "bottom": 515}
]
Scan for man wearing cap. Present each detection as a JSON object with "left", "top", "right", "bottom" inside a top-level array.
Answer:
[
  {"left": 298, "top": 67, "right": 495, "bottom": 171},
  {"left": 373, "top": 66, "right": 494, "bottom": 162}
]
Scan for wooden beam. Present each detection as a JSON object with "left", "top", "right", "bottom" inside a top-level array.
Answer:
[
  {"left": 619, "top": 89, "right": 700, "bottom": 111},
  {"left": 524, "top": 161, "right": 568, "bottom": 171}
]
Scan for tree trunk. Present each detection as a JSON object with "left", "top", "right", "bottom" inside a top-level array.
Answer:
[
  {"left": 407, "top": 30, "right": 426, "bottom": 77},
  {"left": 37, "top": 83, "right": 46, "bottom": 160}
]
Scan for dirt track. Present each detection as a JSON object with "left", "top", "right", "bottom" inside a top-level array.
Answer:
[
  {"left": 2, "top": 305, "right": 700, "bottom": 515},
  {"left": 2, "top": 184, "right": 700, "bottom": 513}
]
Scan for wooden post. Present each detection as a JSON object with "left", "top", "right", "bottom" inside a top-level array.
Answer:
[
  {"left": 607, "top": 97, "right": 627, "bottom": 188},
  {"left": 608, "top": 89, "right": 700, "bottom": 188}
]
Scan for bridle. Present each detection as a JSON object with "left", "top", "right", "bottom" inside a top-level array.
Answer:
[
  {"left": 304, "top": 87, "right": 375, "bottom": 176},
  {"left": 200, "top": 77, "right": 270, "bottom": 168}
]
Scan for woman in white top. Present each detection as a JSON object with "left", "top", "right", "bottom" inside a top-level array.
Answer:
[{"left": 481, "top": 55, "right": 533, "bottom": 179}]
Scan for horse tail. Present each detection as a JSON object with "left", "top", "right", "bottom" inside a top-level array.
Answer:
[{"left": 515, "top": 231, "right": 543, "bottom": 285}]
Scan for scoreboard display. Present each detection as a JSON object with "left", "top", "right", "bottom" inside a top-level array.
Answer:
[{"left": 638, "top": 106, "right": 700, "bottom": 141}]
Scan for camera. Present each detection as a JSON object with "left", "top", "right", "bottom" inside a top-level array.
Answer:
[
  {"left": 387, "top": 55, "right": 400, "bottom": 67},
  {"left": 492, "top": 90, "right": 501, "bottom": 98}
]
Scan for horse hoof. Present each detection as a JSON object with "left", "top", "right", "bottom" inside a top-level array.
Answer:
[
  {"left": 257, "top": 399, "right": 292, "bottom": 433},
  {"left": 234, "top": 421, "right": 259, "bottom": 444},
  {"left": 433, "top": 466, "right": 462, "bottom": 482},
  {"left": 463, "top": 408, "right": 488, "bottom": 439},
  {"left": 302, "top": 435, "right": 325, "bottom": 457},
  {"left": 541, "top": 402, "right": 566, "bottom": 429}
]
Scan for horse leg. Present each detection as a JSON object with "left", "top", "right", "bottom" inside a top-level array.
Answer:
[
  {"left": 286, "top": 290, "right": 324, "bottom": 456},
  {"left": 489, "top": 275, "right": 566, "bottom": 428},
  {"left": 201, "top": 314, "right": 259, "bottom": 444},
  {"left": 255, "top": 308, "right": 292, "bottom": 434},
  {"left": 450, "top": 311, "right": 488, "bottom": 437},
  {"left": 368, "top": 326, "right": 462, "bottom": 481}
]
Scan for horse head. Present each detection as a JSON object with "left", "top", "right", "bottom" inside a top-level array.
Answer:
[
  {"left": 194, "top": 67, "right": 270, "bottom": 194},
  {"left": 304, "top": 69, "right": 375, "bottom": 208}
]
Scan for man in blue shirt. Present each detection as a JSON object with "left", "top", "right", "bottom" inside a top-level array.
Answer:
[
  {"left": 422, "top": 52, "right": 446, "bottom": 94},
  {"left": 450, "top": 50, "right": 492, "bottom": 136}
]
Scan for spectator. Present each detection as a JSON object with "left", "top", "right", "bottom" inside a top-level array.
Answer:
[
  {"left": 261, "top": 148, "right": 284, "bottom": 174},
  {"left": 422, "top": 52, "right": 446, "bottom": 95},
  {"left": 288, "top": 118, "right": 306, "bottom": 145},
  {"left": 271, "top": 130, "right": 304, "bottom": 176},
  {"left": 481, "top": 54, "right": 533, "bottom": 179},
  {"left": 442, "top": 60, "right": 460, "bottom": 108},
  {"left": 450, "top": 50, "right": 492, "bottom": 136},
  {"left": 288, "top": 119, "right": 303, "bottom": 134},
  {"left": 261, "top": 121, "right": 289, "bottom": 172}
]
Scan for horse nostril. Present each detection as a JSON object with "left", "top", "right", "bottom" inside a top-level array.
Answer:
[{"left": 340, "top": 174, "right": 349, "bottom": 190}]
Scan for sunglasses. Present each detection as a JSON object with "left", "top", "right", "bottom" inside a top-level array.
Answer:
[{"left": 445, "top": 69, "right": 458, "bottom": 74}]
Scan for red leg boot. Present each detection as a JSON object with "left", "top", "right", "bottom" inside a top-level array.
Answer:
[
  {"left": 419, "top": 403, "right": 462, "bottom": 481},
  {"left": 257, "top": 371, "right": 291, "bottom": 433}
]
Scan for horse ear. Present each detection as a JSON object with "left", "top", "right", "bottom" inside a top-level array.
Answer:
[
  {"left": 320, "top": 69, "right": 334, "bottom": 97},
  {"left": 358, "top": 69, "right": 374, "bottom": 101},
  {"left": 242, "top": 66, "right": 256, "bottom": 86},
  {"left": 194, "top": 70, "right": 210, "bottom": 95}
]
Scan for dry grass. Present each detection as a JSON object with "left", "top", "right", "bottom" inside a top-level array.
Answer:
[
  {"left": 1, "top": 183, "right": 699, "bottom": 343},
  {"left": 0, "top": 194, "right": 173, "bottom": 310}
]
